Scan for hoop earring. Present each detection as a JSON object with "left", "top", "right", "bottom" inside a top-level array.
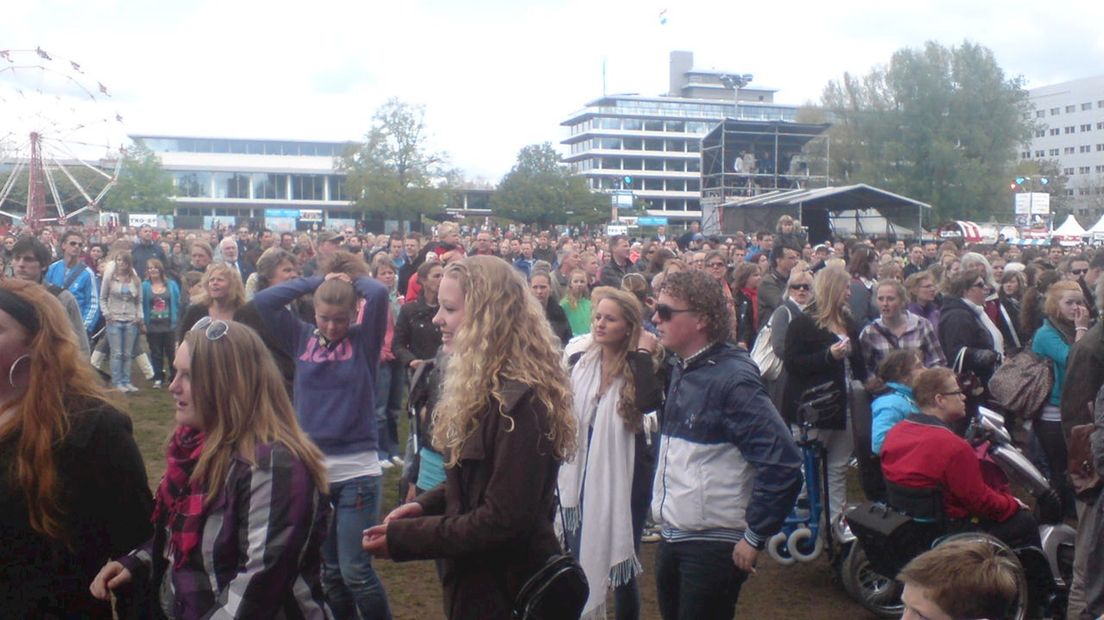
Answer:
[{"left": 8, "top": 354, "right": 29, "bottom": 388}]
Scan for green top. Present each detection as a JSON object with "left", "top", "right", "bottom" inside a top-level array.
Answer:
[{"left": 560, "top": 297, "right": 592, "bottom": 337}]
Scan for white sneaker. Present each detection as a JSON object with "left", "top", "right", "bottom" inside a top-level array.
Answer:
[
  {"left": 124, "top": 384, "right": 139, "bottom": 393},
  {"left": 390, "top": 456, "right": 405, "bottom": 467},
  {"left": 379, "top": 459, "right": 395, "bottom": 470},
  {"left": 152, "top": 380, "right": 162, "bottom": 388}
]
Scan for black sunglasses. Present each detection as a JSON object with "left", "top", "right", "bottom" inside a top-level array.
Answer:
[
  {"left": 654, "top": 303, "right": 693, "bottom": 322},
  {"left": 789, "top": 283, "right": 811, "bottom": 291},
  {"left": 1071, "top": 268, "right": 1088, "bottom": 276}
]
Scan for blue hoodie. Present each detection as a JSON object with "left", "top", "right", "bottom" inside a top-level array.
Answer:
[
  {"left": 254, "top": 275, "right": 388, "bottom": 456},
  {"left": 871, "top": 382, "right": 918, "bottom": 455}
]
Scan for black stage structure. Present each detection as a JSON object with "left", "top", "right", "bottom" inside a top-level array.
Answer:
[
  {"left": 700, "top": 118, "right": 831, "bottom": 234},
  {"left": 720, "top": 184, "right": 932, "bottom": 244}
]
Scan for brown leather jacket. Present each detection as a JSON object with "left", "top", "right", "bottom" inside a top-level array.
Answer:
[{"left": 387, "top": 381, "right": 563, "bottom": 620}]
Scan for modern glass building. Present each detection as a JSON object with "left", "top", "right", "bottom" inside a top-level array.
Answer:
[
  {"left": 561, "top": 51, "right": 801, "bottom": 222},
  {"left": 132, "top": 134, "right": 358, "bottom": 230}
]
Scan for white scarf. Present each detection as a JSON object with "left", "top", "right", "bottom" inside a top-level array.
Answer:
[
  {"left": 964, "top": 298, "right": 1004, "bottom": 356},
  {"left": 559, "top": 347, "right": 640, "bottom": 619}
]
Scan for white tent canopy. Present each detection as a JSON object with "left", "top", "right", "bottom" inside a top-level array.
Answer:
[
  {"left": 1053, "top": 215, "right": 1087, "bottom": 238},
  {"left": 1089, "top": 213, "right": 1104, "bottom": 240}
]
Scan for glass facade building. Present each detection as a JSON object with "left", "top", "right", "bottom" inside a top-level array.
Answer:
[
  {"left": 561, "top": 52, "right": 801, "bottom": 221},
  {"left": 131, "top": 134, "right": 358, "bottom": 230}
]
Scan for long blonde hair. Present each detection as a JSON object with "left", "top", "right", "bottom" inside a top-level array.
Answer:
[
  {"left": 812, "top": 265, "right": 852, "bottom": 331},
  {"left": 191, "top": 263, "right": 246, "bottom": 310},
  {"left": 588, "top": 286, "right": 645, "bottom": 432},
  {"left": 183, "top": 322, "right": 327, "bottom": 502},
  {"left": 431, "top": 256, "right": 576, "bottom": 467}
]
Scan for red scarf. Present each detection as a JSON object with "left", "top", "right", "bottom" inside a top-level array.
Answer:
[
  {"left": 151, "top": 425, "right": 207, "bottom": 568},
  {"left": 741, "top": 287, "right": 759, "bottom": 330}
]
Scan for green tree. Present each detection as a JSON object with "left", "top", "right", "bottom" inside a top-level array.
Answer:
[
  {"left": 822, "top": 41, "right": 1033, "bottom": 223},
  {"left": 338, "top": 99, "right": 447, "bottom": 230},
  {"left": 492, "top": 143, "right": 608, "bottom": 227},
  {"left": 101, "top": 140, "right": 175, "bottom": 214}
]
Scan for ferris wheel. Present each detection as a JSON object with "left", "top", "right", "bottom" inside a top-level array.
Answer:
[{"left": 0, "top": 47, "right": 126, "bottom": 228}]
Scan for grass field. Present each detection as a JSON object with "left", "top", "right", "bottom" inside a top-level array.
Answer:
[{"left": 123, "top": 377, "right": 872, "bottom": 620}]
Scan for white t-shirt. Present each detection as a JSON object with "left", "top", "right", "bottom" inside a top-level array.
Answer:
[{"left": 325, "top": 450, "right": 382, "bottom": 483}]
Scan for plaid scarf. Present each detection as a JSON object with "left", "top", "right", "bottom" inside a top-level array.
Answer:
[{"left": 151, "top": 425, "right": 207, "bottom": 568}]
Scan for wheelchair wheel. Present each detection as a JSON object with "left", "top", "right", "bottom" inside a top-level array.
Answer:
[
  {"left": 841, "top": 541, "right": 904, "bottom": 618},
  {"left": 932, "top": 532, "right": 1029, "bottom": 620}
]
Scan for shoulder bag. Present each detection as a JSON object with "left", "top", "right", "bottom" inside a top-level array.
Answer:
[
  {"left": 988, "top": 350, "right": 1053, "bottom": 420},
  {"left": 750, "top": 305, "right": 790, "bottom": 381},
  {"left": 1068, "top": 422, "right": 1102, "bottom": 500},
  {"left": 512, "top": 489, "right": 588, "bottom": 620}
]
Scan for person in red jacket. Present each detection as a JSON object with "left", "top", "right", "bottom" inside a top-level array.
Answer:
[{"left": 881, "top": 366, "right": 1040, "bottom": 549}]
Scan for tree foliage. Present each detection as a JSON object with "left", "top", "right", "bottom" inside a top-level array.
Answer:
[
  {"left": 338, "top": 99, "right": 448, "bottom": 228},
  {"left": 102, "top": 141, "right": 175, "bottom": 214},
  {"left": 492, "top": 143, "right": 608, "bottom": 227},
  {"left": 822, "top": 41, "right": 1033, "bottom": 223}
]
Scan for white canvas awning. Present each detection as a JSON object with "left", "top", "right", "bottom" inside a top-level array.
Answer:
[{"left": 1053, "top": 215, "right": 1087, "bottom": 238}]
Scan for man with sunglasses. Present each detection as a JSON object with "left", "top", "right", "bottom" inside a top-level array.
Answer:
[
  {"left": 45, "top": 230, "right": 101, "bottom": 337},
  {"left": 651, "top": 270, "right": 802, "bottom": 619},
  {"left": 1063, "top": 254, "right": 1099, "bottom": 320}
]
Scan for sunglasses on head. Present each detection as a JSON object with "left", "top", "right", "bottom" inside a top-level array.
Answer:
[
  {"left": 653, "top": 303, "right": 693, "bottom": 322},
  {"left": 191, "top": 316, "right": 229, "bottom": 341},
  {"left": 789, "top": 283, "right": 811, "bottom": 291}
]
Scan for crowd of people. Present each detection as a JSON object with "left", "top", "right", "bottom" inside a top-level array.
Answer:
[{"left": 3, "top": 214, "right": 1104, "bottom": 618}]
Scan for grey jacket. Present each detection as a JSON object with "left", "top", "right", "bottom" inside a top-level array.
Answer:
[{"left": 100, "top": 276, "right": 143, "bottom": 324}]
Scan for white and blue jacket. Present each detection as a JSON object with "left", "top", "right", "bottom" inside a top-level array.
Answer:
[
  {"left": 45, "top": 259, "right": 100, "bottom": 334},
  {"left": 652, "top": 342, "right": 802, "bottom": 548}
]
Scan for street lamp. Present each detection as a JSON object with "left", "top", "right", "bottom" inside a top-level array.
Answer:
[{"left": 720, "top": 73, "right": 754, "bottom": 119}]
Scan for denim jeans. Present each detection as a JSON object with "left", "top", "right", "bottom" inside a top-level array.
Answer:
[
  {"left": 322, "top": 474, "right": 392, "bottom": 620},
  {"left": 374, "top": 362, "right": 397, "bottom": 460},
  {"left": 655, "top": 539, "right": 748, "bottom": 620},
  {"left": 106, "top": 321, "right": 138, "bottom": 387}
]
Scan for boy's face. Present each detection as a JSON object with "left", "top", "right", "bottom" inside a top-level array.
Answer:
[{"left": 901, "top": 583, "right": 953, "bottom": 620}]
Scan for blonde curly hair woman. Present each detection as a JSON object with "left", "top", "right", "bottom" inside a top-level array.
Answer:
[{"left": 364, "top": 255, "right": 578, "bottom": 619}]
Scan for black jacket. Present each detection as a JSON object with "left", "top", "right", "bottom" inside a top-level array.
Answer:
[
  {"left": 938, "top": 296, "right": 1001, "bottom": 383},
  {"left": 0, "top": 399, "right": 152, "bottom": 618},
  {"left": 781, "top": 311, "right": 865, "bottom": 429},
  {"left": 394, "top": 297, "right": 442, "bottom": 368},
  {"left": 544, "top": 297, "right": 573, "bottom": 346},
  {"left": 734, "top": 289, "right": 756, "bottom": 348}
]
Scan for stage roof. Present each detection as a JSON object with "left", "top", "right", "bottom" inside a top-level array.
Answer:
[{"left": 722, "top": 183, "right": 931, "bottom": 214}]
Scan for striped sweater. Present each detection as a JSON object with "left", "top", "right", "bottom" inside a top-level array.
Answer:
[{"left": 120, "top": 442, "right": 331, "bottom": 619}]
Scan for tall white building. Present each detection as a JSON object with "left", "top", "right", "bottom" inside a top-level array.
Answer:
[
  {"left": 1021, "top": 75, "right": 1104, "bottom": 220},
  {"left": 561, "top": 51, "right": 800, "bottom": 222}
]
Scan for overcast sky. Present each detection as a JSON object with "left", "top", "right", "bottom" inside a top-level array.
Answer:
[{"left": 4, "top": 0, "right": 1104, "bottom": 180}]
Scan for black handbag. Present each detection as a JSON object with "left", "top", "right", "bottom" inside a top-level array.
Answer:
[{"left": 512, "top": 491, "right": 588, "bottom": 620}]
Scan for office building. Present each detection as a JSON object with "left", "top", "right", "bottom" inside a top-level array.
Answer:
[
  {"left": 560, "top": 51, "right": 801, "bottom": 222},
  {"left": 1020, "top": 75, "right": 1104, "bottom": 220}
]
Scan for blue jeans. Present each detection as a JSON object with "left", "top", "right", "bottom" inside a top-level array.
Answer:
[
  {"left": 106, "top": 321, "right": 138, "bottom": 386},
  {"left": 655, "top": 539, "right": 748, "bottom": 620},
  {"left": 374, "top": 362, "right": 397, "bottom": 460},
  {"left": 322, "top": 475, "right": 392, "bottom": 620}
]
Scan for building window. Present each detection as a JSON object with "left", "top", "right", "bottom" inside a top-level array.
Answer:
[
  {"left": 291, "top": 175, "right": 325, "bottom": 201},
  {"left": 212, "top": 173, "right": 250, "bottom": 199},
  {"left": 1021, "top": 151, "right": 1030, "bottom": 159},
  {"left": 1064, "top": 168, "right": 1075, "bottom": 175},
  {"left": 329, "top": 176, "right": 347, "bottom": 201},
  {"left": 1082, "top": 124, "right": 1092, "bottom": 131},
  {"left": 643, "top": 178, "right": 664, "bottom": 190},
  {"left": 1066, "top": 189, "right": 1075, "bottom": 197},
  {"left": 173, "top": 172, "right": 211, "bottom": 198},
  {"left": 1049, "top": 148, "right": 1060, "bottom": 156},
  {"left": 1034, "top": 129, "right": 1045, "bottom": 138},
  {"left": 1065, "top": 126, "right": 1076, "bottom": 134},
  {"left": 1098, "top": 122, "right": 1104, "bottom": 129},
  {"left": 1050, "top": 128, "right": 1060, "bottom": 136},
  {"left": 1023, "top": 112, "right": 1032, "bottom": 120},
  {"left": 622, "top": 119, "right": 643, "bottom": 131},
  {"left": 1035, "top": 150, "right": 1045, "bottom": 157},
  {"left": 1098, "top": 144, "right": 1104, "bottom": 151},
  {"left": 1080, "top": 166, "right": 1091, "bottom": 174},
  {"left": 644, "top": 120, "right": 664, "bottom": 132},
  {"left": 1096, "top": 165, "right": 1104, "bottom": 173},
  {"left": 1081, "top": 145, "right": 1092, "bottom": 153},
  {"left": 1065, "top": 147, "right": 1075, "bottom": 154},
  {"left": 1084, "top": 103, "right": 1094, "bottom": 111},
  {"left": 665, "top": 121, "right": 685, "bottom": 132},
  {"left": 252, "top": 173, "right": 288, "bottom": 200},
  {"left": 1036, "top": 110, "right": 1046, "bottom": 118},
  {"left": 1051, "top": 107, "right": 1061, "bottom": 115},
  {"left": 1099, "top": 100, "right": 1104, "bottom": 108},
  {"left": 1066, "top": 105, "right": 1077, "bottom": 113}
]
